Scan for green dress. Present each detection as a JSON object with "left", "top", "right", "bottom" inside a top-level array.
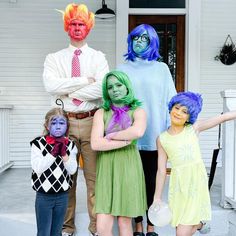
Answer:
[
  {"left": 95, "top": 109, "right": 147, "bottom": 217},
  {"left": 159, "top": 125, "right": 211, "bottom": 227}
]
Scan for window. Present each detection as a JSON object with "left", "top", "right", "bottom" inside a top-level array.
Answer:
[{"left": 129, "top": 0, "right": 185, "bottom": 8}]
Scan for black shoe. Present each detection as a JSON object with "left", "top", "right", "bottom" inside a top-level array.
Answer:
[
  {"left": 146, "top": 232, "right": 158, "bottom": 236},
  {"left": 133, "top": 232, "right": 145, "bottom": 236}
]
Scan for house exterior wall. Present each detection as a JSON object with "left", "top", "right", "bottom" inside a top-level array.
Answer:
[
  {"left": 200, "top": 0, "right": 236, "bottom": 165},
  {"left": 0, "top": 0, "right": 236, "bottom": 167}
]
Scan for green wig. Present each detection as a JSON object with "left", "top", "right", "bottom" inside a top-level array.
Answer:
[{"left": 102, "top": 70, "right": 142, "bottom": 110}]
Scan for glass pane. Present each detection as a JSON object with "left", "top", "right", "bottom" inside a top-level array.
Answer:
[
  {"left": 168, "top": 34, "right": 176, "bottom": 83},
  {"left": 129, "top": 0, "right": 185, "bottom": 8},
  {"left": 152, "top": 23, "right": 177, "bottom": 83}
]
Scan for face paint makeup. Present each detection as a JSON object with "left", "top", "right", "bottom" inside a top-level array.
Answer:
[
  {"left": 48, "top": 116, "right": 68, "bottom": 138},
  {"left": 132, "top": 30, "right": 150, "bottom": 55},
  {"left": 107, "top": 76, "right": 128, "bottom": 105},
  {"left": 68, "top": 19, "right": 89, "bottom": 41}
]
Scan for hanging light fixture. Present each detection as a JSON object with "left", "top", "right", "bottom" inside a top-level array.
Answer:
[{"left": 95, "top": 0, "right": 115, "bottom": 19}]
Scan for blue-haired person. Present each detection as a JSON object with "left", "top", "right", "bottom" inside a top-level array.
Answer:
[
  {"left": 117, "top": 24, "right": 176, "bottom": 235},
  {"left": 153, "top": 91, "right": 236, "bottom": 236}
]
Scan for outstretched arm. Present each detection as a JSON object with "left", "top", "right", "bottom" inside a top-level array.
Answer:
[
  {"left": 193, "top": 110, "right": 236, "bottom": 133},
  {"left": 91, "top": 109, "right": 131, "bottom": 151},
  {"left": 153, "top": 137, "right": 168, "bottom": 203},
  {"left": 106, "top": 108, "right": 147, "bottom": 141}
]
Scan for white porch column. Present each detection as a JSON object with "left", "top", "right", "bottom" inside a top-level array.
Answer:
[
  {"left": 220, "top": 90, "right": 236, "bottom": 209},
  {"left": 0, "top": 105, "right": 13, "bottom": 173}
]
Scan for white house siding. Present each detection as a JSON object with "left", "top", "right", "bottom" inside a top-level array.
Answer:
[
  {"left": 199, "top": 0, "right": 236, "bottom": 166},
  {"left": 0, "top": 0, "right": 116, "bottom": 167}
]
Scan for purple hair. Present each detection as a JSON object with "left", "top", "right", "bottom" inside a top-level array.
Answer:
[
  {"left": 168, "top": 92, "right": 203, "bottom": 124},
  {"left": 124, "top": 24, "right": 160, "bottom": 61}
]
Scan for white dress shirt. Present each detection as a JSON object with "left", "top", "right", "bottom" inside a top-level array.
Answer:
[{"left": 43, "top": 44, "right": 109, "bottom": 112}]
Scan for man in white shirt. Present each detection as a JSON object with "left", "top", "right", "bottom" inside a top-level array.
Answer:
[{"left": 43, "top": 3, "right": 109, "bottom": 236}]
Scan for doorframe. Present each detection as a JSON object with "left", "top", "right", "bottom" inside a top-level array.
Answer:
[{"left": 115, "top": 0, "right": 201, "bottom": 92}]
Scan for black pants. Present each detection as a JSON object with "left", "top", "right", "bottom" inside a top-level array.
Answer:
[{"left": 135, "top": 150, "right": 158, "bottom": 226}]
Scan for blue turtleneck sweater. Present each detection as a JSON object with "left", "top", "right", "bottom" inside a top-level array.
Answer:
[{"left": 117, "top": 60, "right": 176, "bottom": 151}]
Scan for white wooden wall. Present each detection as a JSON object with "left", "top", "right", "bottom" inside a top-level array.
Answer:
[
  {"left": 0, "top": 0, "right": 116, "bottom": 167},
  {"left": 199, "top": 0, "right": 236, "bottom": 166}
]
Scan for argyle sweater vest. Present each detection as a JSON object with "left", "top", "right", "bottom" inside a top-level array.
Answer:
[{"left": 30, "top": 136, "right": 75, "bottom": 194}]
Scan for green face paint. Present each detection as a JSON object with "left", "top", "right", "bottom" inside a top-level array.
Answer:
[{"left": 107, "top": 76, "right": 128, "bottom": 105}]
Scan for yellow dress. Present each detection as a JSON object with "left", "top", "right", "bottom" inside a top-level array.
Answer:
[{"left": 160, "top": 125, "right": 211, "bottom": 227}]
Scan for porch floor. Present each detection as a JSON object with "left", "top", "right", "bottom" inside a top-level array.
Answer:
[{"left": 0, "top": 167, "right": 232, "bottom": 236}]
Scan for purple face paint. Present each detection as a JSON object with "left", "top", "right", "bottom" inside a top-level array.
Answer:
[{"left": 49, "top": 116, "right": 67, "bottom": 138}]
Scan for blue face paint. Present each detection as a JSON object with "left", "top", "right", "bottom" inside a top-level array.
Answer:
[
  {"left": 49, "top": 116, "right": 67, "bottom": 137},
  {"left": 132, "top": 30, "right": 150, "bottom": 56}
]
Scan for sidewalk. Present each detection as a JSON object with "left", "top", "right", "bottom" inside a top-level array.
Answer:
[{"left": 0, "top": 167, "right": 231, "bottom": 236}]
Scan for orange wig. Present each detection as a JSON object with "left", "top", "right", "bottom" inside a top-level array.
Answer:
[{"left": 60, "top": 3, "right": 95, "bottom": 32}]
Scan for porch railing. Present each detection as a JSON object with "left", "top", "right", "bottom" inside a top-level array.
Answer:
[
  {"left": 0, "top": 105, "right": 13, "bottom": 173},
  {"left": 221, "top": 90, "right": 236, "bottom": 209}
]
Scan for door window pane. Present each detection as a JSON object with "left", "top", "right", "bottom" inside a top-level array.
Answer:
[
  {"left": 152, "top": 24, "right": 177, "bottom": 83},
  {"left": 129, "top": 0, "right": 185, "bottom": 8}
]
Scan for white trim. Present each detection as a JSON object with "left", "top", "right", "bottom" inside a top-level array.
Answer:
[
  {"left": 129, "top": 8, "right": 186, "bottom": 15},
  {"left": 116, "top": 0, "right": 129, "bottom": 66},
  {"left": 186, "top": 0, "right": 201, "bottom": 91},
  {"left": 221, "top": 90, "right": 236, "bottom": 98},
  {"left": 115, "top": 0, "right": 201, "bottom": 93},
  {"left": 0, "top": 162, "right": 14, "bottom": 174},
  {"left": 0, "top": 105, "right": 13, "bottom": 109}
]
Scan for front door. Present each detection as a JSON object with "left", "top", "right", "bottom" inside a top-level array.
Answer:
[{"left": 129, "top": 15, "right": 185, "bottom": 92}]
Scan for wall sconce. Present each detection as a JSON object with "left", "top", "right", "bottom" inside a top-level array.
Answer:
[{"left": 95, "top": 0, "right": 115, "bottom": 19}]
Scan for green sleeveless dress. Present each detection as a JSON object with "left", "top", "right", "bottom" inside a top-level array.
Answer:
[
  {"left": 95, "top": 109, "right": 147, "bottom": 217},
  {"left": 160, "top": 125, "right": 211, "bottom": 227}
]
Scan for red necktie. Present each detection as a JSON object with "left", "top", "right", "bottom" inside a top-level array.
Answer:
[{"left": 72, "top": 49, "right": 83, "bottom": 106}]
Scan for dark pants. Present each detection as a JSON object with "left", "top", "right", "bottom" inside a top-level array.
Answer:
[
  {"left": 135, "top": 150, "right": 158, "bottom": 226},
  {"left": 35, "top": 191, "right": 68, "bottom": 236}
]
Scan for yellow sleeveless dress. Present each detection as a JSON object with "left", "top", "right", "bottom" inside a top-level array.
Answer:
[{"left": 160, "top": 125, "right": 211, "bottom": 227}]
